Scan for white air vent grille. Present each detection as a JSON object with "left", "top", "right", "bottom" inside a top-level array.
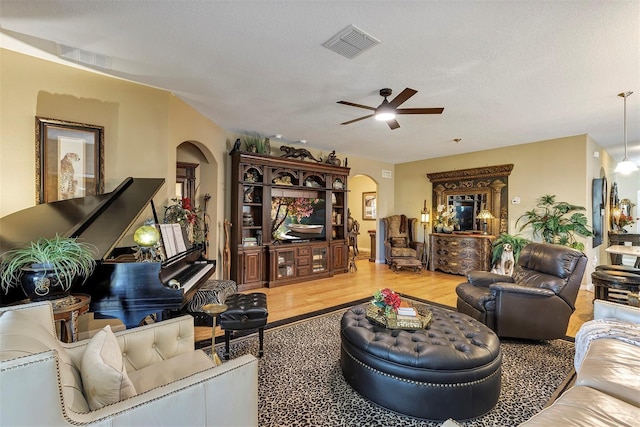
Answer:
[
  {"left": 323, "top": 25, "right": 380, "bottom": 59},
  {"left": 57, "top": 44, "right": 112, "bottom": 70}
]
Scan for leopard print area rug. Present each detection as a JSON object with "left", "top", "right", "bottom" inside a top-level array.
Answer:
[{"left": 208, "top": 300, "right": 575, "bottom": 426}]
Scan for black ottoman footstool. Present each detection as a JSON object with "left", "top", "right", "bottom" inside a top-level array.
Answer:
[
  {"left": 340, "top": 303, "right": 502, "bottom": 421},
  {"left": 218, "top": 293, "right": 268, "bottom": 359}
]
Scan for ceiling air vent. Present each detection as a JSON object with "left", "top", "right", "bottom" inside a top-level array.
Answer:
[
  {"left": 57, "top": 44, "right": 113, "bottom": 70},
  {"left": 323, "top": 25, "right": 380, "bottom": 59}
]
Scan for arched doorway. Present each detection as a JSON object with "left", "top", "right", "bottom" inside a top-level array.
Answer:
[
  {"left": 176, "top": 141, "right": 217, "bottom": 262},
  {"left": 348, "top": 174, "right": 378, "bottom": 261}
]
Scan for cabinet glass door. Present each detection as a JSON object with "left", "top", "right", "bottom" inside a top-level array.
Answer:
[
  {"left": 277, "top": 250, "right": 296, "bottom": 278},
  {"left": 312, "top": 247, "right": 327, "bottom": 272}
]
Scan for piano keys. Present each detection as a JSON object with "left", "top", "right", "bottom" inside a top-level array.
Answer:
[{"left": 0, "top": 177, "right": 215, "bottom": 328}]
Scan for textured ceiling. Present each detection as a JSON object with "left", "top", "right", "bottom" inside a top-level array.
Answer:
[{"left": 1, "top": 0, "right": 639, "bottom": 166}]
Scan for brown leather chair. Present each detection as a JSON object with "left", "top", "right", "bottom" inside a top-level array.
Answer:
[
  {"left": 381, "top": 214, "right": 424, "bottom": 267},
  {"left": 456, "top": 243, "right": 587, "bottom": 340}
]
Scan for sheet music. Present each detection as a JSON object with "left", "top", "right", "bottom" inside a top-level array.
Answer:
[
  {"left": 159, "top": 224, "right": 177, "bottom": 258},
  {"left": 172, "top": 223, "right": 187, "bottom": 253}
]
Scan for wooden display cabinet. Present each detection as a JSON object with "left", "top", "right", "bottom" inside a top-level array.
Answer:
[{"left": 230, "top": 152, "right": 349, "bottom": 290}]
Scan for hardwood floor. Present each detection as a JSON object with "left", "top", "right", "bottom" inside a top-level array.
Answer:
[{"left": 196, "top": 258, "right": 594, "bottom": 341}]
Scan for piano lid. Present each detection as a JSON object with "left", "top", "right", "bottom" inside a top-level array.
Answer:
[{"left": 0, "top": 177, "right": 165, "bottom": 258}]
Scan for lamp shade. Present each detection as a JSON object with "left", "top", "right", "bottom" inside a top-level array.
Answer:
[
  {"left": 614, "top": 159, "right": 638, "bottom": 174},
  {"left": 615, "top": 92, "right": 638, "bottom": 175},
  {"left": 421, "top": 212, "right": 430, "bottom": 223},
  {"left": 134, "top": 225, "right": 160, "bottom": 247},
  {"left": 477, "top": 209, "right": 495, "bottom": 220}
]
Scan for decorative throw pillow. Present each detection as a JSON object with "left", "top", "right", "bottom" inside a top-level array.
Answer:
[
  {"left": 391, "top": 237, "right": 408, "bottom": 248},
  {"left": 81, "top": 325, "right": 136, "bottom": 410}
]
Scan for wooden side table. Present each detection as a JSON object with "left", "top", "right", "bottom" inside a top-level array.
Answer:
[{"left": 51, "top": 294, "right": 91, "bottom": 343}]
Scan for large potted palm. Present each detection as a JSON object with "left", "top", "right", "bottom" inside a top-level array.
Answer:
[
  {"left": 0, "top": 235, "right": 97, "bottom": 301},
  {"left": 516, "top": 194, "right": 594, "bottom": 251}
]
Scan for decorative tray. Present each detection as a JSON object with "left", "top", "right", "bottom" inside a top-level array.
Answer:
[{"left": 365, "top": 303, "right": 432, "bottom": 330}]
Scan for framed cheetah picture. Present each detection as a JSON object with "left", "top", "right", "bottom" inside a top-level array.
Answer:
[{"left": 36, "top": 117, "right": 104, "bottom": 204}]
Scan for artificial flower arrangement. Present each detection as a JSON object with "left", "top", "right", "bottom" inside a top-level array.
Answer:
[
  {"left": 616, "top": 213, "right": 635, "bottom": 229},
  {"left": 164, "top": 197, "right": 204, "bottom": 243},
  {"left": 433, "top": 204, "right": 459, "bottom": 232},
  {"left": 372, "top": 288, "right": 402, "bottom": 316}
]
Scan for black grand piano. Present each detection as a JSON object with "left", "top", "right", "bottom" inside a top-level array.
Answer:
[{"left": 0, "top": 177, "right": 215, "bottom": 328}]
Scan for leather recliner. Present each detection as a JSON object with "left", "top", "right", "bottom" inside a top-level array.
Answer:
[
  {"left": 456, "top": 243, "right": 588, "bottom": 340},
  {"left": 381, "top": 214, "right": 424, "bottom": 267}
]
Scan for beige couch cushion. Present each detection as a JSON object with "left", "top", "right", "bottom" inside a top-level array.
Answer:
[
  {"left": 81, "top": 325, "right": 137, "bottom": 410},
  {"left": 576, "top": 338, "right": 640, "bottom": 407},
  {"left": 0, "top": 310, "right": 89, "bottom": 413},
  {"left": 128, "top": 349, "right": 215, "bottom": 393},
  {"left": 521, "top": 385, "right": 639, "bottom": 426}
]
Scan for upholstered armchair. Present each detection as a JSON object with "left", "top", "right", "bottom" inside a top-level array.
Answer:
[
  {"left": 0, "top": 301, "right": 258, "bottom": 426},
  {"left": 381, "top": 214, "right": 424, "bottom": 267},
  {"left": 456, "top": 243, "right": 587, "bottom": 340}
]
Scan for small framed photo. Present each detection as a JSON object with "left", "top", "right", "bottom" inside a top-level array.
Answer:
[
  {"left": 362, "top": 192, "right": 377, "bottom": 220},
  {"left": 36, "top": 117, "right": 104, "bottom": 204}
]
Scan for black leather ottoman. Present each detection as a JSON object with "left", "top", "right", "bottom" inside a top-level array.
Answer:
[
  {"left": 340, "top": 303, "right": 502, "bottom": 421},
  {"left": 218, "top": 293, "right": 268, "bottom": 359}
]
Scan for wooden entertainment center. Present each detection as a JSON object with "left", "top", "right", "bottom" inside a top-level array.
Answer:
[{"left": 230, "top": 152, "right": 350, "bottom": 290}]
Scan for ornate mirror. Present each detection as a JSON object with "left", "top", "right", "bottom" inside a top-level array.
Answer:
[{"left": 427, "top": 164, "right": 513, "bottom": 236}]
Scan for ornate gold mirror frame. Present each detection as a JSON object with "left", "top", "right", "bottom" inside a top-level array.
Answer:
[{"left": 427, "top": 164, "right": 513, "bottom": 236}]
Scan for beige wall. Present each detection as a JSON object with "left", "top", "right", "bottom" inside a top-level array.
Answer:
[
  {"left": 4, "top": 48, "right": 634, "bottom": 282},
  {"left": 394, "top": 134, "right": 628, "bottom": 285},
  {"left": 0, "top": 49, "right": 230, "bottom": 274}
]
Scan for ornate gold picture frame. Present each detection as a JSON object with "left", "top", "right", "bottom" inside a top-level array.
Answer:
[
  {"left": 35, "top": 117, "right": 104, "bottom": 204},
  {"left": 363, "top": 192, "right": 377, "bottom": 220}
]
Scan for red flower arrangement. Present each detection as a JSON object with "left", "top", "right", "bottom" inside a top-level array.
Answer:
[{"left": 372, "top": 288, "right": 402, "bottom": 315}]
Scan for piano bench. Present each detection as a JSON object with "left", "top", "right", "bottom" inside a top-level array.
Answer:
[
  {"left": 219, "top": 293, "right": 268, "bottom": 360},
  {"left": 187, "top": 279, "right": 238, "bottom": 326}
]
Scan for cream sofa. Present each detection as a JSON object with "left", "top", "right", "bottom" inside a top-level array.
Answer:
[
  {"left": 0, "top": 301, "right": 258, "bottom": 426},
  {"left": 521, "top": 300, "right": 640, "bottom": 426}
]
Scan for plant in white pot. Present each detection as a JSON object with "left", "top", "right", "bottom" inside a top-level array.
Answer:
[{"left": 0, "top": 235, "right": 97, "bottom": 301}]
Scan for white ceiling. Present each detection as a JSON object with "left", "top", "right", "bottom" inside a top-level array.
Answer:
[{"left": 1, "top": 0, "right": 639, "bottom": 166}]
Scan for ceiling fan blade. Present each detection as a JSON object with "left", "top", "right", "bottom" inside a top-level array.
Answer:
[
  {"left": 387, "top": 119, "right": 400, "bottom": 130},
  {"left": 396, "top": 107, "right": 445, "bottom": 115},
  {"left": 388, "top": 88, "right": 417, "bottom": 108},
  {"left": 337, "top": 101, "right": 376, "bottom": 111},
  {"left": 341, "top": 114, "right": 375, "bottom": 125}
]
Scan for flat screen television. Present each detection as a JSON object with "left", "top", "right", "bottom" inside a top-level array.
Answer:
[{"left": 271, "top": 196, "right": 326, "bottom": 242}]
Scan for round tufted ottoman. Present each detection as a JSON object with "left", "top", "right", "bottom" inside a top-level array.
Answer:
[{"left": 340, "top": 303, "right": 502, "bottom": 421}]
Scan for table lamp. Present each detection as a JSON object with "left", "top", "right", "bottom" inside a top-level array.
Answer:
[
  {"left": 133, "top": 224, "right": 161, "bottom": 262},
  {"left": 477, "top": 209, "right": 495, "bottom": 235}
]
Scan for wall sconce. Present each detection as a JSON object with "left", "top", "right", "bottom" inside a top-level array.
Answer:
[{"left": 476, "top": 209, "right": 495, "bottom": 235}]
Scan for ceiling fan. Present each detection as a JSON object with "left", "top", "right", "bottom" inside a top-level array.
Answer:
[{"left": 337, "top": 88, "right": 444, "bottom": 130}]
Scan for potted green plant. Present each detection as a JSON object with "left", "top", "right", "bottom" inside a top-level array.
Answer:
[
  {"left": 244, "top": 132, "right": 266, "bottom": 154},
  {"left": 516, "top": 194, "right": 594, "bottom": 251},
  {"left": 0, "top": 235, "right": 97, "bottom": 301},
  {"left": 491, "top": 233, "right": 530, "bottom": 268}
]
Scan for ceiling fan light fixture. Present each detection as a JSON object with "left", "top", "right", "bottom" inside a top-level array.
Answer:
[
  {"left": 374, "top": 99, "right": 396, "bottom": 121},
  {"left": 614, "top": 91, "right": 638, "bottom": 175}
]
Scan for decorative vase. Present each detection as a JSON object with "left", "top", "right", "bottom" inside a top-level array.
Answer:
[
  {"left": 20, "top": 264, "right": 76, "bottom": 301},
  {"left": 442, "top": 225, "right": 454, "bottom": 233},
  {"left": 435, "top": 226, "right": 443, "bottom": 233}
]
